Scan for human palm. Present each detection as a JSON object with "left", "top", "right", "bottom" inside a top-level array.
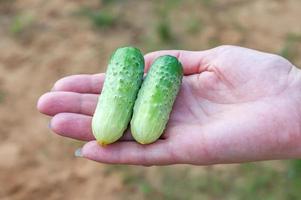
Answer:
[{"left": 38, "top": 45, "right": 301, "bottom": 165}]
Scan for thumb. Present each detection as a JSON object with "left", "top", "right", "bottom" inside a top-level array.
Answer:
[{"left": 77, "top": 140, "right": 177, "bottom": 166}]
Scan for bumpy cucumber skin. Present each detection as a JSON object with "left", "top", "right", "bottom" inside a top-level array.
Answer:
[
  {"left": 92, "top": 47, "right": 144, "bottom": 145},
  {"left": 131, "top": 55, "right": 183, "bottom": 144}
]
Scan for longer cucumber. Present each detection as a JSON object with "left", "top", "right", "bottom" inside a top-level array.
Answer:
[
  {"left": 131, "top": 55, "right": 183, "bottom": 144},
  {"left": 92, "top": 47, "right": 144, "bottom": 145}
]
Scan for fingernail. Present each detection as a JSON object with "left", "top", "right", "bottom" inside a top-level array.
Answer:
[{"left": 74, "top": 148, "right": 83, "bottom": 157}]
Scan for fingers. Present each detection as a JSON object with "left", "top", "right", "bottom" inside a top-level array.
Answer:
[
  {"left": 49, "top": 49, "right": 213, "bottom": 95},
  {"left": 37, "top": 92, "right": 97, "bottom": 116},
  {"left": 50, "top": 113, "right": 134, "bottom": 141},
  {"left": 52, "top": 74, "right": 105, "bottom": 94},
  {"left": 50, "top": 113, "right": 95, "bottom": 141},
  {"left": 144, "top": 50, "right": 212, "bottom": 75},
  {"left": 80, "top": 140, "right": 177, "bottom": 166},
  {"left": 50, "top": 49, "right": 215, "bottom": 94}
]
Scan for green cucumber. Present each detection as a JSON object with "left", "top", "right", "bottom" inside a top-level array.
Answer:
[
  {"left": 131, "top": 55, "right": 183, "bottom": 144},
  {"left": 92, "top": 47, "right": 144, "bottom": 145}
]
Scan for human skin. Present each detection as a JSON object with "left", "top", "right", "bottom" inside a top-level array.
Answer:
[{"left": 37, "top": 45, "right": 301, "bottom": 166}]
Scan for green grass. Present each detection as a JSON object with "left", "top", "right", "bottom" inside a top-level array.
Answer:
[
  {"left": 156, "top": 19, "right": 173, "bottom": 43},
  {"left": 0, "top": 90, "right": 6, "bottom": 104},
  {"left": 207, "top": 35, "right": 221, "bottom": 48},
  {"left": 122, "top": 171, "right": 154, "bottom": 195},
  {"left": 280, "top": 33, "right": 301, "bottom": 62},
  {"left": 10, "top": 13, "right": 34, "bottom": 35},
  {"left": 0, "top": 0, "right": 16, "bottom": 6},
  {"left": 105, "top": 161, "right": 301, "bottom": 200},
  {"left": 201, "top": 0, "right": 214, "bottom": 7},
  {"left": 154, "top": 0, "right": 182, "bottom": 45},
  {"left": 76, "top": 7, "right": 117, "bottom": 29},
  {"left": 104, "top": 165, "right": 157, "bottom": 199},
  {"left": 186, "top": 18, "right": 204, "bottom": 35},
  {"left": 156, "top": 0, "right": 182, "bottom": 13},
  {"left": 101, "top": 0, "right": 122, "bottom": 5},
  {"left": 87, "top": 11, "right": 116, "bottom": 28},
  {"left": 286, "top": 159, "right": 301, "bottom": 199}
]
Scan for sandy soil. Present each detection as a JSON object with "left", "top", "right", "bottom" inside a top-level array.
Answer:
[{"left": 0, "top": 0, "right": 300, "bottom": 199}]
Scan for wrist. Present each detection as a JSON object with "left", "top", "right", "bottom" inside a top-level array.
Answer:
[
  {"left": 284, "top": 65, "right": 301, "bottom": 158},
  {"left": 293, "top": 66, "right": 301, "bottom": 157},
  {"left": 296, "top": 67, "right": 301, "bottom": 134},
  {"left": 294, "top": 66, "right": 301, "bottom": 113}
]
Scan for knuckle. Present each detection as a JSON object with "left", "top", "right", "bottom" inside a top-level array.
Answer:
[{"left": 267, "top": 54, "right": 292, "bottom": 69}]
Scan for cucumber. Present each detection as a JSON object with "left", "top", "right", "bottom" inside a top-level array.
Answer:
[
  {"left": 131, "top": 55, "right": 183, "bottom": 144},
  {"left": 92, "top": 47, "right": 144, "bottom": 145}
]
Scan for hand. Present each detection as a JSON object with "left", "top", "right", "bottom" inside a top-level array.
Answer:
[{"left": 37, "top": 45, "right": 301, "bottom": 166}]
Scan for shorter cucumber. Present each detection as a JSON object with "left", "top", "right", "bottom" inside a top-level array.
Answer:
[
  {"left": 131, "top": 55, "right": 183, "bottom": 144},
  {"left": 92, "top": 47, "right": 144, "bottom": 145}
]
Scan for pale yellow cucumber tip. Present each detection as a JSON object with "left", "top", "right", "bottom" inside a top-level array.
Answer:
[
  {"left": 136, "top": 140, "right": 152, "bottom": 145},
  {"left": 97, "top": 140, "right": 108, "bottom": 147}
]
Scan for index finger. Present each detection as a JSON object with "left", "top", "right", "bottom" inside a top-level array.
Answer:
[
  {"left": 144, "top": 49, "right": 212, "bottom": 75},
  {"left": 52, "top": 73, "right": 105, "bottom": 94},
  {"left": 51, "top": 49, "right": 213, "bottom": 94}
]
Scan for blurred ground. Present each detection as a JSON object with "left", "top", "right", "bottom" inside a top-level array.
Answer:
[{"left": 0, "top": 0, "right": 301, "bottom": 199}]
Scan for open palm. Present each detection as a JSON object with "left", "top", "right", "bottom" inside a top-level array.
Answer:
[{"left": 38, "top": 45, "right": 301, "bottom": 165}]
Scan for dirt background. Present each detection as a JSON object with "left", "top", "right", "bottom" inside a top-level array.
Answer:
[{"left": 0, "top": 0, "right": 301, "bottom": 199}]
